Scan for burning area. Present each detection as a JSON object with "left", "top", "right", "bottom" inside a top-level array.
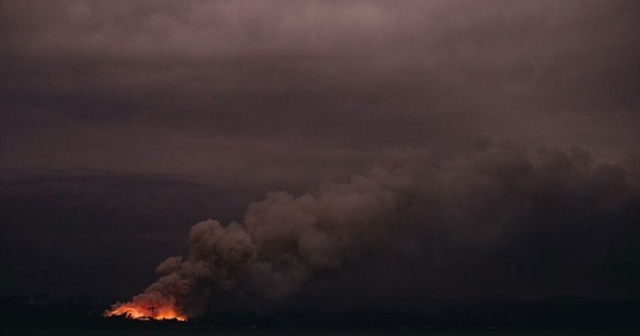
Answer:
[{"left": 104, "top": 302, "right": 186, "bottom": 321}]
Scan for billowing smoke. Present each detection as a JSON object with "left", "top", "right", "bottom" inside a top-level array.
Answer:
[{"left": 110, "top": 142, "right": 640, "bottom": 318}]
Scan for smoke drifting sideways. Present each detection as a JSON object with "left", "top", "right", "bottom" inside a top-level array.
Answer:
[{"left": 106, "top": 143, "right": 640, "bottom": 320}]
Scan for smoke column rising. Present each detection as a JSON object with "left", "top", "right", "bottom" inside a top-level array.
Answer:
[
  {"left": 107, "top": 160, "right": 409, "bottom": 318},
  {"left": 107, "top": 142, "right": 640, "bottom": 319}
]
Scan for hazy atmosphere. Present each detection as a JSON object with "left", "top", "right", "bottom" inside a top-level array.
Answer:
[{"left": 1, "top": 0, "right": 640, "bottom": 318}]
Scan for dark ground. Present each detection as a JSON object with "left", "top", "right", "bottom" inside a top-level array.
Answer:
[{"left": 1, "top": 295, "right": 640, "bottom": 333}]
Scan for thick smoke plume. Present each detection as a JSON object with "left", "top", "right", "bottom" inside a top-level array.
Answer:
[{"left": 109, "top": 143, "right": 640, "bottom": 318}]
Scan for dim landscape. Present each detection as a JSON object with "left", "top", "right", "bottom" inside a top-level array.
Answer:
[{"left": 1, "top": 0, "right": 640, "bottom": 334}]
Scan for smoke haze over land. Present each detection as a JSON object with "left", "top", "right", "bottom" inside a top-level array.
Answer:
[
  {"left": 107, "top": 143, "right": 640, "bottom": 317},
  {"left": 1, "top": 0, "right": 640, "bottom": 313}
]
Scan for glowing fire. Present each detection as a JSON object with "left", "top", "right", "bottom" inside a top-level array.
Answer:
[{"left": 104, "top": 303, "right": 187, "bottom": 322}]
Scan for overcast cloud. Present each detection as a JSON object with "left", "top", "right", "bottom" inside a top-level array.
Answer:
[{"left": 0, "top": 0, "right": 639, "bottom": 300}]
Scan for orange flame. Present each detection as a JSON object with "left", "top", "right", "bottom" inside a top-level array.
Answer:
[{"left": 104, "top": 302, "right": 187, "bottom": 322}]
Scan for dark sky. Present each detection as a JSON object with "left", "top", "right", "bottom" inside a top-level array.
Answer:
[{"left": 1, "top": 0, "right": 640, "bottom": 304}]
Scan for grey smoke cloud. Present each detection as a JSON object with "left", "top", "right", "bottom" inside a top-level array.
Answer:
[
  {"left": 114, "top": 161, "right": 406, "bottom": 316},
  {"left": 111, "top": 143, "right": 640, "bottom": 318}
]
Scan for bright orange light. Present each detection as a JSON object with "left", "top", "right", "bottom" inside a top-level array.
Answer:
[{"left": 104, "top": 303, "right": 187, "bottom": 322}]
